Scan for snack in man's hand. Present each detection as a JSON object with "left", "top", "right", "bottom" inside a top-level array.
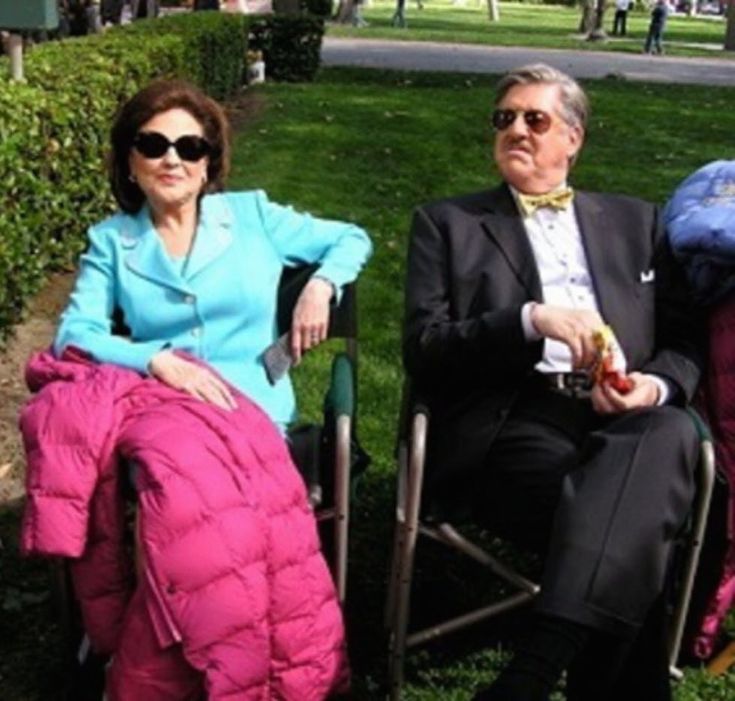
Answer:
[{"left": 592, "top": 326, "right": 634, "bottom": 394}]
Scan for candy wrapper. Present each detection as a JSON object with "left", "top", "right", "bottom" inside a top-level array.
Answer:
[{"left": 592, "top": 326, "right": 634, "bottom": 394}]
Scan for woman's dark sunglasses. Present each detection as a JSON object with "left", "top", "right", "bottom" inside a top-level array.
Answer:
[
  {"left": 491, "top": 109, "right": 553, "bottom": 135},
  {"left": 133, "top": 131, "right": 212, "bottom": 162}
]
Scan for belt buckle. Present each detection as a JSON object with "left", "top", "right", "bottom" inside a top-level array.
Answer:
[
  {"left": 564, "top": 372, "right": 592, "bottom": 399},
  {"left": 549, "top": 373, "right": 566, "bottom": 392}
]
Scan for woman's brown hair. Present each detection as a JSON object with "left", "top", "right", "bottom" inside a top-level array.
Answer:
[{"left": 109, "top": 79, "right": 231, "bottom": 214}]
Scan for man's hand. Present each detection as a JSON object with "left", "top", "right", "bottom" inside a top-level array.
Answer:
[
  {"left": 149, "top": 351, "right": 236, "bottom": 411},
  {"left": 290, "top": 277, "right": 333, "bottom": 364},
  {"left": 591, "top": 371, "right": 660, "bottom": 415},
  {"left": 530, "top": 305, "right": 605, "bottom": 370}
]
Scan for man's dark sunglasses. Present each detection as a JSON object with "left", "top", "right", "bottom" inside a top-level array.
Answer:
[
  {"left": 491, "top": 109, "right": 553, "bottom": 135},
  {"left": 133, "top": 131, "right": 212, "bottom": 162}
]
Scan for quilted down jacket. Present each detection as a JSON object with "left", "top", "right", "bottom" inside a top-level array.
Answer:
[
  {"left": 21, "top": 349, "right": 348, "bottom": 699},
  {"left": 666, "top": 161, "right": 735, "bottom": 658},
  {"left": 664, "top": 159, "right": 735, "bottom": 306}
]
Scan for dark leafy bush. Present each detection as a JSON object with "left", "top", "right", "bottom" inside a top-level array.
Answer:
[
  {"left": 0, "top": 12, "right": 250, "bottom": 337},
  {"left": 249, "top": 15, "right": 324, "bottom": 82},
  {"left": 304, "top": 0, "right": 334, "bottom": 17}
]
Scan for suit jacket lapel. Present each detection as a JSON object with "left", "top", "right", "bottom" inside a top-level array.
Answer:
[
  {"left": 123, "top": 207, "right": 192, "bottom": 294},
  {"left": 480, "top": 184, "right": 543, "bottom": 301},
  {"left": 574, "top": 192, "right": 623, "bottom": 328},
  {"left": 185, "top": 195, "right": 234, "bottom": 281},
  {"left": 123, "top": 196, "right": 235, "bottom": 291}
]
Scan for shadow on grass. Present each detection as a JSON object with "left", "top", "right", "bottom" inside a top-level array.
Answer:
[{"left": 0, "top": 504, "right": 66, "bottom": 701}]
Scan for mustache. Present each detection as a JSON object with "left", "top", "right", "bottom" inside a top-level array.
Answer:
[{"left": 501, "top": 137, "right": 532, "bottom": 152}]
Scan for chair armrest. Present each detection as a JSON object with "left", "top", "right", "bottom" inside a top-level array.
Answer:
[
  {"left": 325, "top": 353, "right": 354, "bottom": 419},
  {"left": 686, "top": 407, "right": 712, "bottom": 443}
]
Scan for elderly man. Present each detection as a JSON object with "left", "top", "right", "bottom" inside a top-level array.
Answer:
[{"left": 403, "top": 64, "right": 702, "bottom": 701}]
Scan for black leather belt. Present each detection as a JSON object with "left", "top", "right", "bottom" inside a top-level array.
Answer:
[{"left": 532, "top": 372, "right": 593, "bottom": 399}]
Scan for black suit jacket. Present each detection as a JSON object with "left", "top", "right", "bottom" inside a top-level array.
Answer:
[{"left": 403, "top": 184, "right": 703, "bottom": 500}]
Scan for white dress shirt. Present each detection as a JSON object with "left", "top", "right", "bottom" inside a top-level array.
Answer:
[{"left": 511, "top": 186, "right": 669, "bottom": 403}]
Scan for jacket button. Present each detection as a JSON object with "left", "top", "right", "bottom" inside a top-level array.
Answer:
[
  {"left": 183, "top": 294, "right": 195, "bottom": 305},
  {"left": 166, "top": 584, "right": 176, "bottom": 595},
  {"left": 191, "top": 327, "right": 202, "bottom": 338}
]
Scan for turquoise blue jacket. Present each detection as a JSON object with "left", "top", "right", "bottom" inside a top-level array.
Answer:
[{"left": 54, "top": 190, "right": 372, "bottom": 426}]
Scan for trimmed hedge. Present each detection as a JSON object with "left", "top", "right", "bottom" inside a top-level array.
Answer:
[
  {"left": 0, "top": 13, "right": 252, "bottom": 337},
  {"left": 0, "top": 11, "right": 326, "bottom": 337},
  {"left": 249, "top": 15, "right": 324, "bottom": 82}
]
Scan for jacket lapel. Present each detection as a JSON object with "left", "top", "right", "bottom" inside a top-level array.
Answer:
[
  {"left": 122, "top": 196, "right": 234, "bottom": 291},
  {"left": 123, "top": 207, "right": 192, "bottom": 294},
  {"left": 480, "top": 185, "right": 542, "bottom": 300},
  {"left": 574, "top": 192, "right": 622, "bottom": 327},
  {"left": 185, "top": 195, "right": 234, "bottom": 281}
]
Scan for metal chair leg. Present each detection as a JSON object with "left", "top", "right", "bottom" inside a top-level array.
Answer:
[
  {"left": 334, "top": 414, "right": 351, "bottom": 604},
  {"left": 668, "top": 436, "right": 716, "bottom": 676},
  {"left": 388, "top": 412, "right": 428, "bottom": 701},
  {"left": 385, "top": 441, "right": 409, "bottom": 629}
]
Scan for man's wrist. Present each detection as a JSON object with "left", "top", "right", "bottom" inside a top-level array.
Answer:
[
  {"left": 521, "top": 302, "right": 543, "bottom": 341},
  {"left": 643, "top": 373, "right": 670, "bottom": 406}
]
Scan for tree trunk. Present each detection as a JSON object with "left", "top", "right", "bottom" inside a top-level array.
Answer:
[
  {"left": 335, "top": 0, "right": 357, "bottom": 23},
  {"left": 726, "top": 0, "right": 735, "bottom": 50},
  {"left": 578, "top": 0, "right": 595, "bottom": 33},
  {"left": 586, "top": 0, "right": 607, "bottom": 40},
  {"left": 486, "top": 0, "right": 499, "bottom": 21}
]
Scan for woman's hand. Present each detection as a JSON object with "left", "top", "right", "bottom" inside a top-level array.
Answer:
[
  {"left": 148, "top": 350, "right": 236, "bottom": 411},
  {"left": 290, "top": 277, "right": 333, "bottom": 364}
]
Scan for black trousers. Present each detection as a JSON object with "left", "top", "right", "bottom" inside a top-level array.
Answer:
[
  {"left": 472, "top": 383, "right": 698, "bottom": 694},
  {"left": 613, "top": 9, "right": 628, "bottom": 35}
]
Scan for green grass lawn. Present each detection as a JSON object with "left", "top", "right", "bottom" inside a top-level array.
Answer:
[
  {"left": 2, "top": 67, "right": 735, "bottom": 699},
  {"left": 327, "top": 0, "right": 735, "bottom": 59}
]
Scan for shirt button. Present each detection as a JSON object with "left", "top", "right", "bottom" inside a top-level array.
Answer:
[
  {"left": 191, "top": 327, "right": 202, "bottom": 338},
  {"left": 183, "top": 294, "right": 195, "bottom": 305}
]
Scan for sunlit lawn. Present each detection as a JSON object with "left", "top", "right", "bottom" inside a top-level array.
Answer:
[{"left": 327, "top": 0, "right": 735, "bottom": 59}]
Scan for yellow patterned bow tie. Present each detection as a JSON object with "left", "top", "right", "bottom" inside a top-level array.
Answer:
[{"left": 517, "top": 188, "right": 574, "bottom": 217}]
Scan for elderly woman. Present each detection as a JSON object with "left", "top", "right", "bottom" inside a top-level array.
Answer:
[
  {"left": 54, "top": 79, "right": 371, "bottom": 428},
  {"left": 25, "top": 79, "right": 371, "bottom": 700}
]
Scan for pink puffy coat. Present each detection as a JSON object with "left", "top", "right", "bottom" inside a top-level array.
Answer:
[
  {"left": 696, "top": 301, "right": 735, "bottom": 659},
  {"left": 21, "top": 350, "right": 348, "bottom": 699}
]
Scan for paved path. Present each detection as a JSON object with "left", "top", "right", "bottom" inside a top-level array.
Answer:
[{"left": 322, "top": 37, "right": 735, "bottom": 86}]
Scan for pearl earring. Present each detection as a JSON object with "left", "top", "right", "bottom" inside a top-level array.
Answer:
[{"left": 129, "top": 173, "right": 137, "bottom": 183}]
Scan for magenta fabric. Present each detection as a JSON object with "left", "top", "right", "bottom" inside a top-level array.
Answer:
[
  {"left": 106, "top": 577, "right": 203, "bottom": 701},
  {"left": 697, "top": 300, "right": 735, "bottom": 659},
  {"left": 21, "top": 349, "right": 349, "bottom": 700}
]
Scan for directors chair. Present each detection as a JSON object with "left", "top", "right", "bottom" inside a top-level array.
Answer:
[{"left": 385, "top": 382, "right": 716, "bottom": 699}]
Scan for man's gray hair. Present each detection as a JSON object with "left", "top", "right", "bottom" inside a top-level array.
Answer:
[{"left": 495, "top": 64, "right": 589, "bottom": 131}]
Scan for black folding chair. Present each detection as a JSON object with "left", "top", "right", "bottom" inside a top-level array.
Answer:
[
  {"left": 278, "top": 263, "right": 367, "bottom": 603},
  {"left": 384, "top": 381, "right": 716, "bottom": 698}
]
